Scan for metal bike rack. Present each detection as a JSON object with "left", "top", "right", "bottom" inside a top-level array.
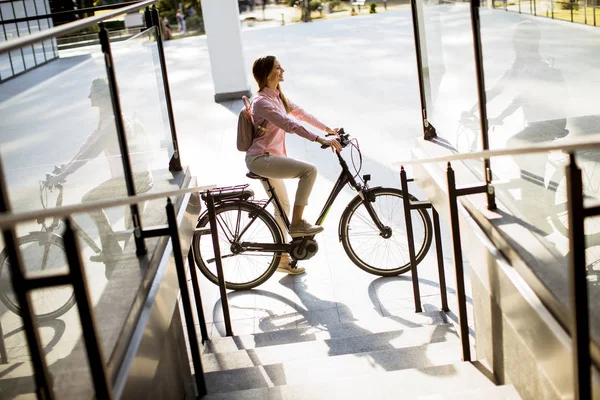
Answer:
[
  {"left": 565, "top": 154, "right": 592, "bottom": 399},
  {"left": 201, "top": 190, "right": 233, "bottom": 337},
  {"left": 399, "top": 167, "right": 449, "bottom": 314}
]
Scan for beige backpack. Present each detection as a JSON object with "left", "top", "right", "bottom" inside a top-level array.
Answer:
[{"left": 237, "top": 96, "right": 266, "bottom": 152}]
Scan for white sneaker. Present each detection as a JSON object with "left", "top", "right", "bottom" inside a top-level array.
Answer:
[
  {"left": 277, "top": 253, "right": 305, "bottom": 275},
  {"left": 289, "top": 219, "right": 324, "bottom": 238}
]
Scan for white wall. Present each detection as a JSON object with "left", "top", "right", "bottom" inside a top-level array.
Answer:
[{"left": 200, "top": 0, "right": 250, "bottom": 101}]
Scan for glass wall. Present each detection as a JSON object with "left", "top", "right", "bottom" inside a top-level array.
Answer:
[
  {"left": 417, "top": 0, "right": 484, "bottom": 177},
  {"left": 0, "top": 15, "right": 180, "bottom": 397},
  {"left": 416, "top": 0, "right": 600, "bottom": 347},
  {"left": 0, "top": 0, "right": 58, "bottom": 82}
]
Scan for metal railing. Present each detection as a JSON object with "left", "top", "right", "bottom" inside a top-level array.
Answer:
[
  {"left": 393, "top": 132, "right": 599, "bottom": 398},
  {"left": 0, "top": 3, "right": 210, "bottom": 397},
  {"left": 0, "top": 182, "right": 223, "bottom": 399},
  {"left": 409, "top": 0, "right": 597, "bottom": 393}
]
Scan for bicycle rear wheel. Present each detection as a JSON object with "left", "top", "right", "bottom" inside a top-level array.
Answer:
[
  {"left": 192, "top": 201, "right": 283, "bottom": 290},
  {"left": 0, "top": 234, "right": 76, "bottom": 320},
  {"left": 340, "top": 187, "right": 433, "bottom": 276}
]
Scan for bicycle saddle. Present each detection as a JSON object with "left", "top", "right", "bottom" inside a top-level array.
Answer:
[{"left": 246, "top": 171, "right": 268, "bottom": 181}]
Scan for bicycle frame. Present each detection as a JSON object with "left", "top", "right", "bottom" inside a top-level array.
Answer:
[{"left": 236, "top": 148, "right": 390, "bottom": 254}]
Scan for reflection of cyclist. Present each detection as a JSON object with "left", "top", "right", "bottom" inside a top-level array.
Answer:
[
  {"left": 467, "top": 21, "right": 568, "bottom": 231},
  {"left": 247, "top": 55, "right": 342, "bottom": 275},
  {"left": 45, "top": 78, "right": 153, "bottom": 267}
]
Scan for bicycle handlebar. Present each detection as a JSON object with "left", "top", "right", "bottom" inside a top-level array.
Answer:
[{"left": 320, "top": 127, "right": 351, "bottom": 150}]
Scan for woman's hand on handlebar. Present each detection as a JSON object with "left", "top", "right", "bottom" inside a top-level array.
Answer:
[
  {"left": 325, "top": 127, "right": 341, "bottom": 136},
  {"left": 318, "top": 136, "right": 343, "bottom": 153}
]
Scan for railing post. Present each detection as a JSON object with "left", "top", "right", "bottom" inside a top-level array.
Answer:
[
  {"left": 0, "top": 321, "right": 7, "bottom": 364},
  {"left": 187, "top": 250, "right": 210, "bottom": 343},
  {"left": 165, "top": 199, "right": 207, "bottom": 396},
  {"left": 446, "top": 163, "right": 471, "bottom": 362},
  {"left": 144, "top": 6, "right": 152, "bottom": 30},
  {"left": 470, "top": 0, "right": 496, "bottom": 211},
  {"left": 62, "top": 219, "right": 112, "bottom": 399},
  {"left": 565, "top": 154, "right": 591, "bottom": 400},
  {"left": 0, "top": 158, "right": 55, "bottom": 399},
  {"left": 150, "top": 5, "right": 183, "bottom": 172},
  {"left": 432, "top": 208, "right": 449, "bottom": 312},
  {"left": 203, "top": 191, "right": 233, "bottom": 337},
  {"left": 410, "top": 0, "right": 437, "bottom": 140},
  {"left": 400, "top": 167, "right": 423, "bottom": 313},
  {"left": 98, "top": 23, "right": 147, "bottom": 257}
]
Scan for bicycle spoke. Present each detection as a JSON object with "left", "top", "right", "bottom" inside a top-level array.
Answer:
[
  {"left": 194, "top": 202, "right": 280, "bottom": 290},
  {"left": 342, "top": 189, "right": 432, "bottom": 275}
]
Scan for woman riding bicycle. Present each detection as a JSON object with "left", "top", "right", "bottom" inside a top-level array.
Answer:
[{"left": 246, "top": 55, "right": 343, "bottom": 275}]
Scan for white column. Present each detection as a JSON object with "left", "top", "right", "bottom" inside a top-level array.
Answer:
[{"left": 200, "top": 0, "right": 251, "bottom": 102}]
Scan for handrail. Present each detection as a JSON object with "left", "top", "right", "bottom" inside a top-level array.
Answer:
[
  {"left": 0, "top": 0, "right": 155, "bottom": 55},
  {"left": 0, "top": 1, "right": 147, "bottom": 25},
  {"left": 392, "top": 133, "right": 600, "bottom": 167},
  {"left": 0, "top": 184, "right": 216, "bottom": 229}
]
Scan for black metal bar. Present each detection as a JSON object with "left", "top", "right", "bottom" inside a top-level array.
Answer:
[
  {"left": 571, "top": 3, "right": 574, "bottom": 21},
  {"left": 400, "top": 167, "right": 423, "bottom": 313},
  {"left": 98, "top": 23, "right": 147, "bottom": 257},
  {"left": 0, "top": 157, "right": 54, "bottom": 399},
  {"left": 140, "top": 226, "right": 170, "bottom": 238},
  {"left": 469, "top": 0, "right": 496, "bottom": 211},
  {"left": 565, "top": 155, "right": 591, "bottom": 400},
  {"left": 584, "top": 205, "right": 600, "bottom": 218},
  {"left": 24, "top": 273, "right": 71, "bottom": 290},
  {"left": 62, "top": 219, "right": 112, "bottom": 399},
  {"left": 446, "top": 163, "right": 471, "bottom": 362},
  {"left": 144, "top": 6, "right": 152, "bottom": 30},
  {"left": 187, "top": 251, "right": 210, "bottom": 344},
  {"left": 409, "top": 200, "right": 432, "bottom": 210},
  {"left": 204, "top": 192, "right": 233, "bottom": 336},
  {"left": 409, "top": 0, "right": 436, "bottom": 140},
  {"left": 0, "top": 1, "right": 147, "bottom": 24},
  {"left": 149, "top": 5, "right": 182, "bottom": 172},
  {"left": 0, "top": 321, "right": 7, "bottom": 364},
  {"left": 432, "top": 208, "right": 449, "bottom": 312},
  {"left": 165, "top": 199, "right": 207, "bottom": 396},
  {"left": 455, "top": 185, "right": 488, "bottom": 197}
]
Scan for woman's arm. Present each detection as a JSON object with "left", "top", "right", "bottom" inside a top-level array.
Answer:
[
  {"left": 253, "top": 97, "right": 320, "bottom": 142},
  {"left": 288, "top": 99, "right": 334, "bottom": 133}
]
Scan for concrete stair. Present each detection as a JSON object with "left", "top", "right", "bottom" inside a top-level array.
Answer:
[{"left": 199, "top": 315, "right": 521, "bottom": 399}]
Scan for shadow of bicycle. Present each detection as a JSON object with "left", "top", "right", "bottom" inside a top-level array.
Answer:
[{"left": 208, "top": 275, "right": 462, "bottom": 386}]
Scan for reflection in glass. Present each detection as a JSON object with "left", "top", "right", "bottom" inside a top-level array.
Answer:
[
  {"left": 111, "top": 26, "right": 173, "bottom": 182},
  {"left": 417, "top": 0, "right": 482, "bottom": 179}
]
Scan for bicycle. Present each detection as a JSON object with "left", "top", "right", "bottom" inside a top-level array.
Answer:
[
  {"left": 0, "top": 177, "right": 135, "bottom": 320},
  {"left": 192, "top": 128, "right": 433, "bottom": 290}
]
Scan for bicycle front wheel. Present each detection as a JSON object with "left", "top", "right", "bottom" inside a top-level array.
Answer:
[
  {"left": 340, "top": 187, "right": 433, "bottom": 276},
  {"left": 0, "top": 233, "right": 76, "bottom": 320},
  {"left": 192, "top": 201, "right": 283, "bottom": 290}
]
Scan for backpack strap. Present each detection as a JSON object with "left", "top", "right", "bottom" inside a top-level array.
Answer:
[{"left": 242, "top": 95, "right": 267, "bottom": 132}]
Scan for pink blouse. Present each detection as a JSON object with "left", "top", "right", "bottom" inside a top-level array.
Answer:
[{"left": 247, "top": 87, "right": 328, "bottom": 157}]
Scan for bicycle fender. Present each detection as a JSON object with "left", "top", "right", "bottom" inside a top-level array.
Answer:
[
  {"left": 338, "top": 187, "right": 384, "bottom": 240},
  {"left": 196, "top": 199, "right": 247, "bottom": 225}
]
